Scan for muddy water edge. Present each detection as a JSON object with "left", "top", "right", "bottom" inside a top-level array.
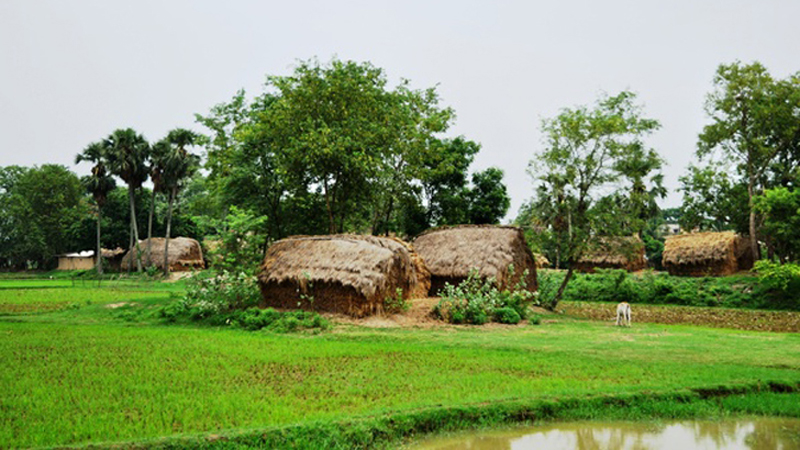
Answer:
[{"left": 410, "top": 418, "right": 800, "bottom": 450}]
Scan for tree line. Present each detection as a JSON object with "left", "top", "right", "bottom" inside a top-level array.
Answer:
[
  {"left": 1, "top": 58, "right": 797, "bottom": 290},
  {"left": 0, "top": 59, "right": 511, "bottom": 271},
  {"left": 519, "top": 61, "right": 800, "bottom": 308}
]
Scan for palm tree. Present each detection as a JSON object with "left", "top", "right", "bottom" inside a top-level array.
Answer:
[
  {"left": 75, "top": 142, "right": 116, "bottom": 275},
  {"left": 103, "top": 129, "right": 150, "bottom": 272},
  {"left": 160, "top": 129, "right": 200, "bottom": 275},
  {"left": 146, "top": 140, "right": 170, "bottom": 266}
]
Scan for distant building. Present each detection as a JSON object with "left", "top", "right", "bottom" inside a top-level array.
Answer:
[
  {"left": 56, "top": 251, "right": 95, "bottom": 270},
  {"left": 659, "top": 223, "right": 681, "bottom": 236}
]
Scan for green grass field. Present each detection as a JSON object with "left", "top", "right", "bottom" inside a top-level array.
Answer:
[{"left": 0, "top": 278, "right": 799, "bottom": 448}]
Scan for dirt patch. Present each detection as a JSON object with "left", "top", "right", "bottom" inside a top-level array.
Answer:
[
  {"left": 562, "top": 301, "right": 800, "bottom": 333},
  {"left": 326, "top": 297, "right": 443, "bottom": 328},
  {"left": 105, "top": 302, "right": 135, "bottom": 309}
]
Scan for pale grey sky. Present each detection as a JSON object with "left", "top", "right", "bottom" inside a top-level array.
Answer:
[{"left": 2, "top": 0, "right": 799, "bottom": 219}]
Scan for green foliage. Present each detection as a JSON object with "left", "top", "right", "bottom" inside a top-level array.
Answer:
[
  {"left": 754, "top": 260, "right": 800, "bottom": 294},
  {"left": 383, "top": 288, "right": 409, "bottom": 314},
  {"left": 195, "top": 206, "right": 268, "bottom": 274},
  {"left": 754, "top": 187, "right": 800, "bottom": 261},
  {"left": 196, "top": 59, "right": 502, "bottom": 240},
  {"left": 0, "top": 165, "right": 86, "bottom": 269},
  {"left": 434, "top": 267, "right": 536, "bottom": 325},
  {"left": 543, "top": 269, "right": 800, "bottom": 311},
  {"left": 694, "top": 61, "right": 800, "bottom": 259},
  {"left": 178, "top": 271, "right": 260, "bottom": 316},
  {"left": 526, "top": 91, "right": 662, "bottom": 308},
  {"left": 467, "top": 167, "right": 511, "bottom": 224},
  {"left": 493, "top": 306, "right": 522, "bottom": 324},
  {"left": 678, "top": 163, "right": 749, "bottom": 233}
]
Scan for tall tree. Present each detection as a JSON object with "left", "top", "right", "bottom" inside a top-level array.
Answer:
[
  {"left": 267, "top": 59, "right": 396, "bottom": 233},
  {"left": 103, "top": 128, "right": 150, "bottom": 272},
  {"left": 159, "top": 128, "right": 200, "bottom": 275},
  {"left": 698, "top": 62, "right": 785, "bottom": 260},
  {"left": 146, "top": 140, "right": 170, "bottom": 266},
  {"left": 0, "top": 165, "right": 84, "bottom": 269},
  {"left": 528, "top": 91, "right": 661, "bottom": 310},
  {"left": 468, "top": 167, "right": 511, "bottom": 224},
  {"left": 75, "top": 143, "right": 116, "bottom": 274}
]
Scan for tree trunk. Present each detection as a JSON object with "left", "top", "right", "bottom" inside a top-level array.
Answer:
[
  {"left": 147, "top": 188, "right": 156, "bottom": 266},
  {"left": 163, "top": 187, "right": 176, "bottom": 276},
  {"left": 747, "top": 173, "right": 761, "bottom": 261},
  {"left": 323, "top": 180, "right": 335, "bottom": 234},
  {"left": 127, "top": 220, "right": 133, "bottom": 274},
  {"left": 547, "top": 266, "right": 574, "bottom": 311},
  {"left": 96, "top": 207, "right": 103, "bottom": 275},
  {"left": 129, "top": 186, "right": 143, "bottom": 272},
  {"left": 383, "top": 196, "right": 394, "bottom": 237}
]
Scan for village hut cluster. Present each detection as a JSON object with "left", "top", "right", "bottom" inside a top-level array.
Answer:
[{"left": 257, "top": 226, "right": 539, "bottom": 317}]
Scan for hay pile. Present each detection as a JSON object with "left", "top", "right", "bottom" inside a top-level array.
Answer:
[
  {"left": 534, "top": 253, "right": 550, "bottom": 269},
  {"left": 413, "top": 225, "right": 538, "bottom": 295},
  {"left": 257, "top": 235, "right": 430, "bottom": 317},
  {"left": 574, "top": 236, "right": 647, "bottom": 273},
  {"left": 121, "top": 237, "right": 205, "bottom": 271},
  {"left": 662, "top": 231, "right": 753, "bottom": 276}
]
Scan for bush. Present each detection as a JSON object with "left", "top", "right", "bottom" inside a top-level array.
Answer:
[
  {"left": 157, "top": 271, "right": 332, "bottom": 333},
  {"left": 557, "top": 267, "right": 800, "bottom": 311},
  {"left": 494, "top": 307, "right": 522, "bottom": 324},
  {"left": 383, "top": 288, "right": 409, "bottom": 314},
  {"left": 433, "top": 266, "right": 537, "bottom": 325}
]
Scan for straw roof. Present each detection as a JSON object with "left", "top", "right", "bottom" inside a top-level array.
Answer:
[
  {"left": 258, "top": 234, "right": 430, "bottom": 316},
  {"left": 576, "top": 235, "right": 647, "bottom": 272},
  {"left": 121, "top": 237, "right": 205, "bottom": 271},
  {"left": 662, "top": 231, "right": 753, "bottom": 276},
  {"left": 101, "top": 248, "right": 125, "bottom": 258},
  {"left": 534, "top": 253, "right": 550, "bottom": 268},
  {"left": 413, "top": 225, "right": 537, "bottom": 292}
]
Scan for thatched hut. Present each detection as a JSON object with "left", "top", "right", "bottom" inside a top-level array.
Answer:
[
  {"left": 101, "top": 247, "right": 126, "bottom": 271},
  {"left": 662, "top": 231, "right": 753, "bottom": 276},
  {"left": 257, "top": 235, "right": 430, "bottom": 317},
  {"left": 574, "top": 236, "right": 647, "bottom": 273},
  {"left": 121, "top": 237, "right": 205, "bottom": 271},
  {"left": 413, "top": 225, "right": 538, "bottom": 296}
]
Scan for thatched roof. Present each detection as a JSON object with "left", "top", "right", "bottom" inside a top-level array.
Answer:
[
  {"left": 101, "top": 248, "right": 125, "bottom": 258},
  {"left": 534, "top": 253, "right": 550, "bottom": 268},
  {"left": 662, "top": 231, "right": 753, "bottom": 276},
  {"left": 258, "top": 235, "right": 430, "bottom": 315},
  {"left": 662, "top": 231, "right": 746, "bottom": 265},
  {"left": 577, "top": 236, "right": 646, "bottom": 269},
  {"left": 121, "top": 237, "right": 205, "bottom": 271},
  {"left": 413, "top": 225, "right": 537, "bottom": 291}
]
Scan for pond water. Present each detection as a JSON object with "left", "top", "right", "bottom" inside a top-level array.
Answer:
[{"left": 411, "top": 418, "right": 800, "bottom": 450}]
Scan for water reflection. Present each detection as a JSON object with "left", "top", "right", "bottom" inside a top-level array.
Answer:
[{"left": 412, "top": 418, "right": 800, "bottom": 450}]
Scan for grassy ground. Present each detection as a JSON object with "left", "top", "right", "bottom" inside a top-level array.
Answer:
[{"left": 1, "top": 278, "right": 799, "bottom": 448}]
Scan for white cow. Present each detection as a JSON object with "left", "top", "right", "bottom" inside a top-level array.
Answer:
[{"left": 616, "top": 302, "right": 631, "bottom": 327}]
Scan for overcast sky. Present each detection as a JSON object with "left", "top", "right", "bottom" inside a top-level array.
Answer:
[{"left": 2, "top": 0, "right": 799, "bottom": 220}]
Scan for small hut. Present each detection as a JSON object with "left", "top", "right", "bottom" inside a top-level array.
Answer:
[
  {"left": 101, "top": 248, "right": 126, "bottom": 271},
  {"left": 413, "top": 225, "right": 538, "bottom": 296},
  {"left": 121, "top": 237, "right": 205, "bottom": 271},
  {"left": 662, "top": 231, "right": 753, "bottom": 276},
  {"left": 574, "top": 236, "right": 648, "bottom": 273},
  {"left": 56, "top": 251, "right": 95, "bottom": 270},
  {"left": 257, "top": 235, "right": 430, "bottom": 317}
]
